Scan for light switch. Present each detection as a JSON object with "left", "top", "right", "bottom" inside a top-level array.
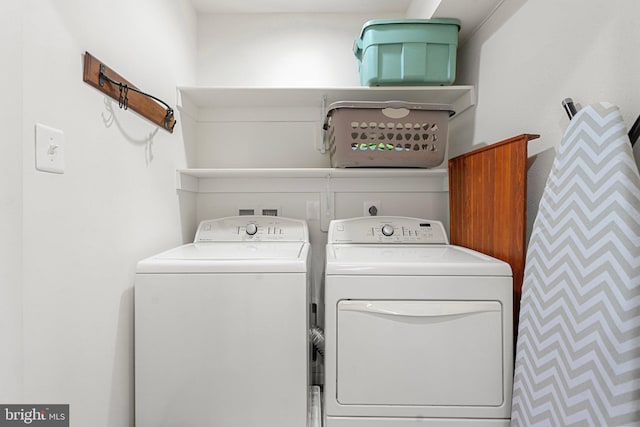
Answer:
[{"left": 35, "top": 123, "right": 65, "bottom": 174}]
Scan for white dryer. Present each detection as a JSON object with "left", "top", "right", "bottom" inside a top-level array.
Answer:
[
  {"left": 324, "top": 216, "right": 513, "bottom": 427},
  {"left": 135, "top": 216, "right": 311, "bottom": 427}
]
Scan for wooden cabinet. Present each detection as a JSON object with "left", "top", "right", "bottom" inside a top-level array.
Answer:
[{"left": 448, "top": 134, "right": 539, "bottom": 339}]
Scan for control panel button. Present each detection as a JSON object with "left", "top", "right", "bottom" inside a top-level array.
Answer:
[
  {"left": 245, "top": 223, "right": 258, "bottom": 236},
  {"left": 381, "top": 224, "right": 394, "bottom": 237}
]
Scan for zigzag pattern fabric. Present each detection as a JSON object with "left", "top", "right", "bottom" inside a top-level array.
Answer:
[{"left": 511, "top": 102, "right": 640, "bottom": 426}]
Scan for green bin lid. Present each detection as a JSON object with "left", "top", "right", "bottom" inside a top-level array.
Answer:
[{"left": 358, "top": 18, "right": 461, "bottom": 38}]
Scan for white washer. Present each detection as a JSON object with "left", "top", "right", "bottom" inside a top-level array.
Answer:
[
  {"left": 324, "top": 216, "right": 513, "bottom": 427},
  {"left": 135, "top": 216, "right": 311, "bottom": 427}
]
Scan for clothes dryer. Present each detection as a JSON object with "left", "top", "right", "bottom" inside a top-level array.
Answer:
[
  {"left": 135, "top": 216, "right": 311, "bottom": 427},
  {"left": 324, "top": 216, "right": 513, "bottom": 426}
]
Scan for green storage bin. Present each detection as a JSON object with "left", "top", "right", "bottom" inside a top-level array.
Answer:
[{"left": 353, "top": 18, "right": 461, "bottom": 86}]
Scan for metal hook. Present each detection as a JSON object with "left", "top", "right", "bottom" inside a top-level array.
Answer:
[
  {"left": 163, "top": 108, "right": 176, "bottom": 131},
  {"left": 118, "top": 84, "right": 129, "bottom": 110},
  {"left": 118, "top": 84, "right": 124, "bottom": 108},
  {"left": 122, "top": 85, "right": 129, "bottom": 110}
]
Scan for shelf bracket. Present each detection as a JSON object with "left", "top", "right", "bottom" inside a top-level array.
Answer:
[
  {"left": 319, "top": 95, "right": 327, "bottom": 154},
  {"left": 83, "top": 51, "right": 176, "bottom": 133}
]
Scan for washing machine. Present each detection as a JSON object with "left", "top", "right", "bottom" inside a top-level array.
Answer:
[
  {"left": 324, "top": 216, "right": 513, "bottom": 427},
  {"left": 135, "top": 216, "right": 311, "bottom": 427}
]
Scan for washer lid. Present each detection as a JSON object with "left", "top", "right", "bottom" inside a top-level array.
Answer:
[
  {"left": 325, "top": 244, "right": 511, "bottom": 276},
  {"left": 136, "top": 242, "right": 310, "bottom": 273}
]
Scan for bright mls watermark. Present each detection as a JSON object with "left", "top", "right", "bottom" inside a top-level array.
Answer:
[{"left": 0, "top": 405, "right": 68, "bottom": 426}]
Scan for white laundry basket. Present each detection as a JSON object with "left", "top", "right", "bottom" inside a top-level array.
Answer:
[{"left": 324, "top": 101, "right": 454, "bottom": 168}]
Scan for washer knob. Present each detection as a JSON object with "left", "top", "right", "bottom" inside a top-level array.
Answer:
[
  {"left": 381, "top": 224, "right": 394, "bottom": 237},
  {"left": 245, "top": 223, "right": 258, "bottom": 236}
]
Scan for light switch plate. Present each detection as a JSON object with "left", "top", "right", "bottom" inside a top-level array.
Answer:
[{"left": 35, "top": 123, "right": 65, "bottom": 174}]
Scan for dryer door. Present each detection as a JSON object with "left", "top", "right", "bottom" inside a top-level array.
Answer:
[{"left": 336, "top": 300, "right": 504, "bottom": 406}]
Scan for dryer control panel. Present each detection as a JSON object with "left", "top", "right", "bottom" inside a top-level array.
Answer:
[
  {"left": 195, "top": 215, "right": 309, "bottom": 242},
  {"left": 329, "top": 216, "right": 449, "bottom": 244}
]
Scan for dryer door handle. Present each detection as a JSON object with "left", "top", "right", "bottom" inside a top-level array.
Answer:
[{"left": 338, "top": 300, "right": 500, "bottom": 318}]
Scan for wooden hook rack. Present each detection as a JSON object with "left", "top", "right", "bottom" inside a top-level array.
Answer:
[{"left": 82, "top": 51, "right": 176, "bottom": 133}]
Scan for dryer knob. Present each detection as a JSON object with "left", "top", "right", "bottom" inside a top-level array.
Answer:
[
  {"left": 381, "top": 224, "right": 394, "bottom": 237},
  {"left": 246, "top": 223, "right": 258, "bottom": 236}
]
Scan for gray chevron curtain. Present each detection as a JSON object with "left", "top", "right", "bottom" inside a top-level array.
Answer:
[{"left": 511, "top": 103, "right": 640, "bottom": 426}]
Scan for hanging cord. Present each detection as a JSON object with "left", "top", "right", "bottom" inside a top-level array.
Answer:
[{"left": 100, "top": 68, "right": 175, "bottom": 131}]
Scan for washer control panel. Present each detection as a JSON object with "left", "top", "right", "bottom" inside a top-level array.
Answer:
[
  {"left": 194, "top": 216, "right": 309, "bottom": 242},
  {"left": 328, "top": 216, "right": 449, "bottom": 244}
]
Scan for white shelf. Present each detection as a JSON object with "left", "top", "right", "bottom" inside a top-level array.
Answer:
[
  {"left": 176, "top": 168, "right": 449, "bottom": 193},
  {"left": 175, "top": 86, "right": 469, "bottom": 193},
  {"left": 177, "top": 86, "right": 475, "bottom": 120}
]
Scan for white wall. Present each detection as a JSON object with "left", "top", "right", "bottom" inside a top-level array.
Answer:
[
  {"left": 196, "top": 12, "right": 401, "bottom": 87},
  {"left": 20, "top": 1, "right": 196, "bottom": 425},
  {"left": 406, "top": 0, "right": 441, "bottom": 19},
  {"left": 0, "top": 0, "right": 24, "bottom": 402},
  {"left": 456, "top": 0, "right": 640, "bottom": 239}
]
